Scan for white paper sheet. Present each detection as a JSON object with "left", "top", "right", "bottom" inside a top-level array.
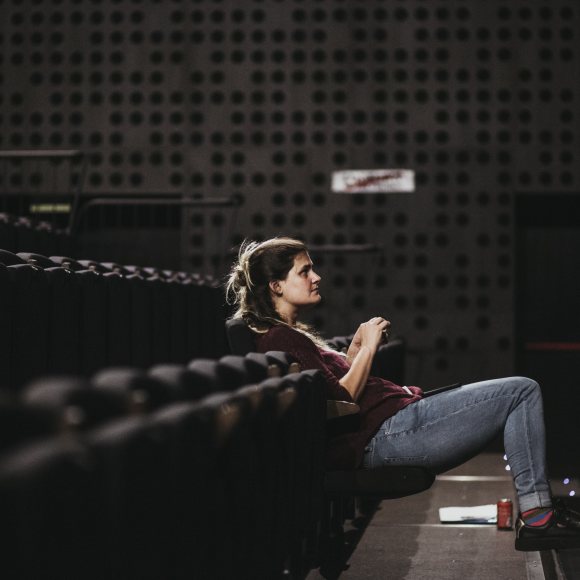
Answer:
[{"left": 439, "top": 504, "right": 497, "bottom": 524}]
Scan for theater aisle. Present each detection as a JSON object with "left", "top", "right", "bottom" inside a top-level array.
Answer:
[{"left": 309, "top": 453, "right": 555, "bottom": 580}]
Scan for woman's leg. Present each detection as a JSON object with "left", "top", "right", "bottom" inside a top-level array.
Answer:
[{"left": 363, "top": 376, "right": 552, "bottom": 512}]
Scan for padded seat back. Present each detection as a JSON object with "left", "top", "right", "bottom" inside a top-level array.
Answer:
[
  {"left": 23, "top": 376, "right": 127, "bottom": 430},
  {"left": 225, "top": 317, "right": 257, "bottom": 355},
  {"left": 0, "top": 213, "right": 17, "bottom": 252},
  {"left": 86, "top": 416, "right": 171, "bottom": 580},
  {"left": 45, "top": 266, "right": 82, "bottom": 375},
  {"left": 103, "top": 272, "right": 132, "bottom": 366},
  {"left": 92, "top": 367, "right": 175, "bottom": 413},
  {"left": 0, "top": 399, "right": 58, "bottom": 457},
  {"left": 76, "top": 269, "right": 109, "bottom": 375},
  {"left": 219, "top": 354, "right": 269, "bottom": 385},
  {"left": 7, "top": 263, "right": 50, "bottom": 388},
  {"left": 187, "top": 358, "right": 247, "bottom": 392},
  {"left": 151, "top": 400, "right": 218, "bottom": 579},
  {"left": 148, "top": 363, "right": 215, "bottom": 401},
  {"left": 0, "top": 438, "right": 102, "bottom": 580},
  {"left": 168, "top": 279, "right": 188, "bottom": 363},
  {"left": 127, "top": 273, "right": 153, "bottom": 368},
  {"left": 371, "top": 338, "right": 406, "bottom": 386},
  {"left": 0, "top": 264, "right": 12, "bottom": 389},
  {"left": 149, "top": 276, "right": 171, "bottom": 364},
  {"left": 199, "top": 391, "right": 258, "bottom": 578},
  {"left": 183, "top": 278, "right": 203, "bottom": 360}
]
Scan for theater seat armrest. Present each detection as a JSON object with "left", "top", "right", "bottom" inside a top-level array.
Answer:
[{"left": 326, "top": 400, "right": 360, "bottom": 419}]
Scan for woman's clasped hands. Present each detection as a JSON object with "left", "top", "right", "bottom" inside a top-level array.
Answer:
[{"left": 346, "top": 317, "right": 391, "bottom": 363}]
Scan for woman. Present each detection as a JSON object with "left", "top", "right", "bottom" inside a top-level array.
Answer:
[{"left": 226, "top": 237, "right": 580, "bottom": 551}]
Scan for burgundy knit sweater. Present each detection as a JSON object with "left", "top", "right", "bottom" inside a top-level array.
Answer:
[{"left": 255, "top": 325, "right": 423, "bottom": 470}]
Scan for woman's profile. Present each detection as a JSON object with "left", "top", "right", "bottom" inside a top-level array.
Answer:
[{"left": 226, "top": 236, "right": 580, "bottom": 551}]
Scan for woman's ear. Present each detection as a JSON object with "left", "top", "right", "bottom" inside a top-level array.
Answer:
[{"left": 269, "top": 280, "right": 282, "bottom": 297}]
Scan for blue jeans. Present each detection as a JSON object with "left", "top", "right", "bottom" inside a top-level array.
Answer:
[{"left": 362, "top": 376, "right": 552, "bottom": 513}]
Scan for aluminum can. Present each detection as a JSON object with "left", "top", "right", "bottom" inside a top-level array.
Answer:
[{"left": 497, "top": 498, "right": 513, "bottom": 530}]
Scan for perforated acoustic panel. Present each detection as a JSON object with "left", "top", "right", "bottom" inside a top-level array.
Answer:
[{"left": 1, "top": 1, "right": 578, "bottom": 385}]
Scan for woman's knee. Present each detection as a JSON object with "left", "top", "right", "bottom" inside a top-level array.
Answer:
[{"left": 504, "top": 376, "right": 541, "bottom": 400}]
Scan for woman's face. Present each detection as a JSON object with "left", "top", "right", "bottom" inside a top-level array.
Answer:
[{"left": 275, "top": 251, "right": 322, "bottom": 310}]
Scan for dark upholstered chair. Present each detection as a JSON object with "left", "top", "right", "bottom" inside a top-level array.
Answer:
[
  {"left": 22, "top": 376, "right": 127, "bottom": 431},
  {"left": 86, "top": 415, "right": 171, "bottom": 579},
  {"left": 0, "top": 397, "right": 58, "bottom": 456},
  {"left": 0, "top": 436, "right": 103, "bottom": 580},
  {"left": 3, "top": 257, "right": 50, "bottom": 388},
  {"left": 76, "top": 268, "right": 109, "bottom": 375},
  {"left": 92, "top": 367, "right": 176, "bottom": 413},
  {"left": 226, "top": 317, "right": 257, "bottom": 356},
  {"left": 224, "top": 317, "right": 435, "bottom": 503},
  {"left": 18, "top": 253, "right": 83, "bottom": 376},
  {"left": 148, "top": 363, "right": 217, "bottom": 401}
]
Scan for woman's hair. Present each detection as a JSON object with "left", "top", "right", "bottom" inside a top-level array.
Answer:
[{"left": 226, "top": 237, "right": 328, "bottom": 347}]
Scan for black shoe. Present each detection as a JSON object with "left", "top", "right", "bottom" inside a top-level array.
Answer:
[{"left": 515, "top": 499, "right": 580, "bottom": 551}]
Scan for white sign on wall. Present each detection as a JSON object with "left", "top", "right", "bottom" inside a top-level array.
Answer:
[{"left": 331, "top": 169, "right": 415, "bottom": 194}]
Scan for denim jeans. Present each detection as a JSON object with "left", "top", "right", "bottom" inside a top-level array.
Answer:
[{"left": 362, "top": 376, "right": 552, "bottom": 512}]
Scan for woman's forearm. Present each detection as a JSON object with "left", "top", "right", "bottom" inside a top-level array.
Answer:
[
  {"left": 345, "top": 342, "right": 359, "bottom": 365},
  {"left": 339, "top": 345, "right": 374, "bottom": 401}
]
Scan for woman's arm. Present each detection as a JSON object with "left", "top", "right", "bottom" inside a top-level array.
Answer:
[
  {"left": 339, "top": 345, "right": 374, "bottom": 401},
  {"left": 257, "top": 326, "right": 355, "bottom": 401},
  {"left": 340, "top": 317, "right": 389, "bottom": 401},
  {"left": 346, "top": 317, "right": 390, "bottom": 364}
]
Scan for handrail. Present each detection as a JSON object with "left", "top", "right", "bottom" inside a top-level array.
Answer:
[
  {"left": 308, "top": 243, "right": 382, "bottom": 253},
  {"left": 0, "top": 149, "right": 83, "bottom": 159},
  {"left": 0, "top": 149, "right": 87, "bottom": 234},
  {"left": 78, "top": 196, "right": 237, "bottom": 207}
]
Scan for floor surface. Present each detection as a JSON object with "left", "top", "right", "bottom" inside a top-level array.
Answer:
[{"left": 309, "top": 453, "right": 535, "bottom": 580}]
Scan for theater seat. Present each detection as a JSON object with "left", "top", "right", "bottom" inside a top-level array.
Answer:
[
  {"left": 19, "top": 253, "right": 83, "bottom": 375},
  {"left": 22, "top": 376, "right": 127, "bottom": 431},
  {"left": 187, "top": 358, "right": 247, "bottom": 392},
  {"left": 2, "top": 254, "right": 50, "bottom": 388},
  {"left": 0, "top": 397, "right": 58, "bottom": 456},
  {"left": 218, "top": 354, "right": 270, "bottom": 384},
  {"left": 0, "top": 437, "right": 102, "bottom": 580},
  {"left": 324, "top": 465, "right": 435, "bottom": 499},
  {"left": 0, "top": 212, "right": 17, "bottom": 252},
  {"left": 150, "top": 400, "right": 217, "bottom": 579},
  {"left": 86, "top": 415, "right": 171, "bottom": 580},
  {"left": 224, "top": 317, "right": 435, "bottom": 560},
  {"left": 76, "top": 266, "right": 108, "bottom": 375},
  {"left": 148, "top": 363, "right": 216, "bottom": 401},
  {"left": 0, "top": 264, "right": 12, "bottom": 389},
  {"left": 92, "top": 367, "right": 175, "bottom": 413},
  {"left": 225, "top": 317, "right": 256, "bottom": 355}
]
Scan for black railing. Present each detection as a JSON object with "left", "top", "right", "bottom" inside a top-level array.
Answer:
[{"left": 0, "top": 149, "right": 87, "bottom": 234}]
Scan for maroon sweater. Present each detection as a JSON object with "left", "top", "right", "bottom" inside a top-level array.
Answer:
[{"left": 255, "top": 325, "right": 423, "bottom": 470}]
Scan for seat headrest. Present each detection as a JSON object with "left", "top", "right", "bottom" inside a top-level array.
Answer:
[{"left": 225, "top": 318, "right": 257, "bottom": 355}]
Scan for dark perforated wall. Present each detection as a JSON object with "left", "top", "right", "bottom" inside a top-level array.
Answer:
[{"left": 1, "top": 0, "right": 578, "bottom": 385}]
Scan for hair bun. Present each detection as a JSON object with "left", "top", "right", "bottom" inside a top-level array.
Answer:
[{"left": 234, "top": 264, "right": 248, "bottom": 288}]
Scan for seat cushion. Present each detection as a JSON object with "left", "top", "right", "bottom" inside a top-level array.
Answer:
[{"left": 325, "top": 465, "right": 435, "bottom": 499}]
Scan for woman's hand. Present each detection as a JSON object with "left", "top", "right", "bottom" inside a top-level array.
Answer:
[
  {"left": 340, "top": 317, "right": 391, "bottom": 400},
  {"left": 346, "top": 317, "right": 391, "bottom": 363}
]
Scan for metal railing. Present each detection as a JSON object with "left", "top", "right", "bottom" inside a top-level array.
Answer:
[{"left": 0, "top": 149, "right": 87, "bottom": 234}]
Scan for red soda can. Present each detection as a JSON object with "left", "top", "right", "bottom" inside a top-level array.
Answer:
[{"left": 497, "top": 498, "right": 513, "bottom": 530}]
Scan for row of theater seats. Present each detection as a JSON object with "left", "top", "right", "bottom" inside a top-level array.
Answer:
[
  {"left": 0, "top": 352, "right": 326, "bottom": 580},
  {"left": 0, "top": 212, "right": 73, "bottom": 257},
  {"left": 0, "top": 249, "right": 229, "bottom": 390}
]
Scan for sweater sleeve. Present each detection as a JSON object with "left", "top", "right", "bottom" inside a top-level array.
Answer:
[{"left": 256, "top": 326, "right": 355, "bottom": 402}]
